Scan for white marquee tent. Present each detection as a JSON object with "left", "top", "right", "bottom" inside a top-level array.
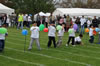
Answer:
[
  {"left": 0, "top": 3, "right": 15, "bottom": 15},
  {"left": 53, "top": 8, "right": 100, "bottom": 17}
]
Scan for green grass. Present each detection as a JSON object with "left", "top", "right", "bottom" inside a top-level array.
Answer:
[{"left": 0, "top": 27, "right": 100, "bottom": 66}]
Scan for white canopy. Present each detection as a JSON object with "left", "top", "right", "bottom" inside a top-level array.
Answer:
[
  {"left": 39, "top": 12, "right": 46, "bottom": 16},
  {"left": 0, "top": 3, "right": 15, "bottom": 15},
  {"left": 53, "top": 8, "right": 100, "bottom": 17}
]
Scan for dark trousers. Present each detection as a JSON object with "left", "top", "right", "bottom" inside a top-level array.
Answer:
[
  {"left": 48, "top": 36, "right": 56, "bottom": 48},
  {"left": 23, "top": 21, "right": 27, "bottom": 27},
  {"left": 0, "top": 40, "right": 5, "bottom": 52},
  {"left": 37, "top": 21, "right": 40, "bottom": 26},
  {"left": 89, "top": 36, "right": 94, "bottom": 43},
  {"left": 45, "top": 22, "right": 48, "bottom": 28},
  {"left": 67, "top": 37, "right": 75, "bottom": 45},
  {"left": 75, "top": 41, "right": 81, "bottom": 45}
]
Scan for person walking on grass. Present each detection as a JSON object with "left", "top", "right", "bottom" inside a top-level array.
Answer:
[
  {"left": 0, "top": 26, "right": 8, "bottom": 52},
  {"left": 89, "top": 25, "right": 94, "bottom": 44},
  {"left": 56, "top": 24, "right": 65, "bottom": 47},
  {"left": 66, "top": 24, "right": 75, "bottom": 47},
  {"left": 47, "top": 22, "right": 56, "bottom": 48},
  {"left": 28, "top": 22, "right": 41, "bottom": 51}
]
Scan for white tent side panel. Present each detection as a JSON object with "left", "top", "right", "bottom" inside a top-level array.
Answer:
[
  {"left": 0, "top": 3, "right": 15, "bottom": 15},
  {"left": 0, "top": 9, "right": 14, "bottom": 15},
  {"left": 53, "top": 9, "right": 64, "bottom": 16},
  {"left": 52, "top": 8, "right": 100, "bottom": 17}
]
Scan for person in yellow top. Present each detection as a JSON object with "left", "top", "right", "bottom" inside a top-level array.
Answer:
[{"left": 17, "top": 13, "right": 24, "bottom": 30}]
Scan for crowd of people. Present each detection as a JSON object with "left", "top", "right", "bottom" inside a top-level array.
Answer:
[
  {"left": 0, "top": 12, "right": 100, "bottom": 51},
  {"left": 0, "top": 13, "right": 100, "bottom": 32}
]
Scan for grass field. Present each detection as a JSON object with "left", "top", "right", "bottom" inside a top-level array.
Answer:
[{"left": 0, "top": 27, "right": 100, "bottom": 66}]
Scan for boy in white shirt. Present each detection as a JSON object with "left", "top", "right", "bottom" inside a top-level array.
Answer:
[
  {"left": 48, "top": 22, "right": 56, "bottom": 48},
  {"left": 89, "top": 25, "right": 94, "bottom": 43},
  {"left": 0, "top": 26, "right": 8, "bottom": 52},
  {"left": 66, "top": 25, "right": 75, "bottom": 46},
  {"left": 57, "top": 24, "right": 65, "bottom": 47},
  {"left": 28, "top": 22, "right": 41, "bottom": 50},
  {"left": 75, "top": 34, "right": 83, "bottom": 45}
]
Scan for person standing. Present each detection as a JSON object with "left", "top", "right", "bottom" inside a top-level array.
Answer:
[
  {"left": 17, "top": 13, "right": 24, "bottom": 30},
  {"left": 57, "top": 24, "right": 65, "bottom": 47},
  {"left": 89, "top": 25, "right": 94, "bottom": 44},
  {"left": 72, "top": 16, "right": 76, "bottom": 24},
  {"left": 23, "top": 14, "right": 28, "bottom": 27},
  {"left": 47, "top": 22, "right": 56, "bottom": 48},
  {"left": 87, "top": 18, "right": 92, "bottom": 28},
  {"left": 27, "top": 15, "right": 32, "bottom": 28},
  {"left": 66, "top": 25, "right": 75, "bottom": 47},
  {"left": 80, "top": 16, "right": 86, "bottom": 34},
  {"left": 28, "top": 22, "right": 41, "bottom": 50},
  {"left": 10, "top": 13, "right": 16, "bottom": 28},
  {"left": 66, "top": 15, "right": 71, "bottom": 32},
  {"left": 75, "top": 17, "right": 80, "bottom": 33},
  {"left": 92, "top": 16, "right": 99, "bottom": 28},
  {"left": 0, "top": 15, "right": 3, "bottom": 26},
  {"left": 45, "top": 16, "right": 49, "bottom": 28}
]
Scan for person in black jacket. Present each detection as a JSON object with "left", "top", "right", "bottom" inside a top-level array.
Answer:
[
  {"left": 92, "top": 16, "right": 99, "bottom": 27},
  {"left": 75, "top": 17, "right": 80, "bottom": 33}
]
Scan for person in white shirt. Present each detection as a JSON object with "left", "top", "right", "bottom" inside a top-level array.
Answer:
[
  {"left": 6, "top": 15, "right": 10, "bottom": 27},
  {"left": 75, "top": 34, "right": 83, "bottom": 45},
  {"left": 57, "top": 24, "right": 65, "bottom": 47},
  {"left": 28, "top": 22, "right": 41, "bottom": 50},
  {"left": 27, "top": 15, "right": 32, "bottom": 28},
  {"left": 45, "top": 16, "right": 49, "bottom": 28},
  {"left": 48, "top": 22, "right": 56, "bottom": 48},
  {"left": 66, "top": 25, "right": 75, "bottom": 46},
  {"left": 89, "top": 25, "right": 94, "bottom": 43},
  {"left": 80, "top": 16, "right": 86, "bottom": 34},
  {"left": 87, "top": 18, "right": 92, "bottom": 28},
  {"left": 0, "top": 26, "right": 8, "bottom": 52},
  {"left": 72, "top": 16, "right": 76, "bottom": 24}
]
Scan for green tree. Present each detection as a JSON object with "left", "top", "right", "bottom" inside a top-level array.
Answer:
[{"left": 8, "top": 0, "right": 55, "bottom": 14}]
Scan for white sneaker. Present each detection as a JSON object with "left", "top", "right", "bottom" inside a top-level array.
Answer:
[
  {"left": 66, "top": 44, "right": 68, "bottom": 47},
  {"left": 72, "top": 45, "right": 76, "bottom": 47}
]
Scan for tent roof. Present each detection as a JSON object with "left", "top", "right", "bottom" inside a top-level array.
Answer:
[
  {"left": 53, "top": 8, "right": 100, "bottom": 17},
  {"left": 0, "top": 3, "right": 14, "bottom": 15}
]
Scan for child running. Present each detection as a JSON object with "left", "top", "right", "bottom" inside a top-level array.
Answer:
[
  {"left": 57, "top": 24, "right": 65, "bottom": 47},
  {"left": 89, "top": 25, "right": 94, "bottom": 44},
  {"left": 0, "top": 26, "right": 8, "bottom": 52},
  {"left": 28, "top": 22, "right": 41, "bottom": 51},
  {"left": 66, "top": 24, "right": 75, "bottom": 46},
  {"left": 47, "top": 22, "right": 56, "bottom": 48}
]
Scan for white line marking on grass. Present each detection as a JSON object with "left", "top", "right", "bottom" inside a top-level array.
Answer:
[
  {"left": 6, "top": 37, "right": 100, "bottom": 54},
  {"left": 0, "top": 55, "right": 44, "bottom": 66},
  {"left": 5, "top": 47, "right": 91, "bottom": 66},
  {"left": 71, "top": 47, "right": 100, "bottom": 54},
  {"left": 6, "top": 41, "right": 100, "bottom": 60},
  {"left": 8, "top": 35, "right": 100, "bottom": 49},
  {"left": 86, "top": 45, "right": 100, "bottom": 49}
]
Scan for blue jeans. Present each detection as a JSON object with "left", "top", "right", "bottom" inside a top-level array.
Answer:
[
  {"left": 80, "top": 25, "right": 84, "bottom": 34},
  {"left": 0, "top": 40, "right": 5, "bottom": 52},
  {"left": 17, "top": 22, "right": 23, "bottom": 29},
  {"left": 76, "top": 24, "right": 80, "bottom": 33},
  {"left": 89, "top": 36, "right": 94, "bottom": 43}
]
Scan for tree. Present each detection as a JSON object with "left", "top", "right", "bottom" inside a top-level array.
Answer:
[{"left": 8, "top": 0, "right": 55, "bottom": 14}]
